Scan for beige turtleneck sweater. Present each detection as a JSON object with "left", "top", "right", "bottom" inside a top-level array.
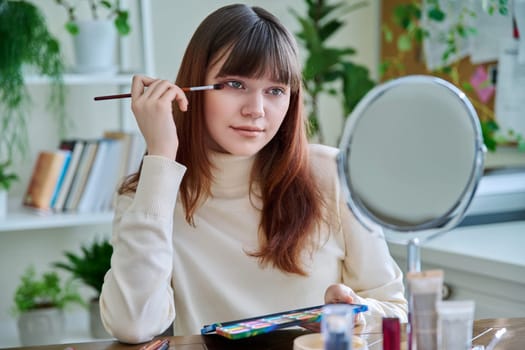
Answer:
[{"left": 100, "top": 144, "right": 407, "bottom": 343}]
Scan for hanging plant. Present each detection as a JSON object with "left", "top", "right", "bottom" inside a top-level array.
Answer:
[{"left": 0, "top": 0, "right": 66, "bottom": 162}]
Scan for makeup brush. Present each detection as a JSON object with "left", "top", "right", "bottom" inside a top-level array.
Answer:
[{"left": 93, "top": 83, "right": 224, "bottom": 101}]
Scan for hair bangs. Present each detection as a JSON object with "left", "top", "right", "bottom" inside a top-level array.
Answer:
[{"left": 217, "top": 20, "right": 301, "bottom": 92}]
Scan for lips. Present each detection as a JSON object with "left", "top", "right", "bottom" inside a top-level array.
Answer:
[
  {"left": 230, "top": 125, "right": 265, "bottom": 137},
  {"left": 232, "top": 125, "right": 264, "bottom": 132}
]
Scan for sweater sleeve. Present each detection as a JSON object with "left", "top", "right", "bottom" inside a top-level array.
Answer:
[
  {"left": 99, "top": 155, "right": 186, "bottom": 343},
  {"left": 338, "top": 183, "right": 408, "bottom": 326},
  {"left": 309, "top": 144, "right": 407, "bottom": 326}
]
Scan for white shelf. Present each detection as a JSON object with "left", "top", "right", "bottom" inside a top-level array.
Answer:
[
  {"left": 0, "top": 199, "right": 113, "bottom": 232},
  {"left": 25, "top": 72, "right": 136, "bottom": 86},
  {"left": 1, "top": 0, "right": 155, "bottom": 234}
]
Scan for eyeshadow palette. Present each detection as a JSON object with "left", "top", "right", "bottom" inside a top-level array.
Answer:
[{"left": 200, "top": 303, "right": 368, "bottom": 340}]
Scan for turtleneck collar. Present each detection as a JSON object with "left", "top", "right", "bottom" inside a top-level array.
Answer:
[{"left": 208, "top": 151, "right": 256, "bottom": 198}]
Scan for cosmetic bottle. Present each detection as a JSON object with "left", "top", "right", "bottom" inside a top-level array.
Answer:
[
  {"left": 322, "top": 304, "right": 354, "bottom": 350},
  {"left": 382, "top": 317, "right": 400, "bottom": 350},
  {"left": 437, "top": 300, "right": 475, "bottom": 350},
  {"left": 406, "top": 269, "right": 443, "bottom": 350}
]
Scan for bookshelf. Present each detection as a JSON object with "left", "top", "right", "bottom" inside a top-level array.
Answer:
[
  {"left": 0, "top": 198, "right": 113, "bottom": 233},
  {"left": 25, "top": 73, "right": 136, "bottom": 85},
  {"left": 9, "top": 0, "right": 154, "bottom": 230},
  {"left": 0, "top": 1, "right": 153, "bottom": 347}
]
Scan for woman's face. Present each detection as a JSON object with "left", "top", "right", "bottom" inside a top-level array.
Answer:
[{"left": 202, "top": 55, "right": 291, "bottom": 156}]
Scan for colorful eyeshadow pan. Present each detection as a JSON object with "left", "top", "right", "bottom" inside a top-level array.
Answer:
[{"left": 201, "top": 303, "right": 368, "bottom": 340}]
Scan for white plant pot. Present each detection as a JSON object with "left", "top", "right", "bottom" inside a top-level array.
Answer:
[
  {"left": 90, "top": 299, "right": 112, "bottom": 338},
  {"left": 0, "top": 190, "right": 6, "bottom": 219},
  {"left": 73, "top": 20, "right": 117, "bottom": 74},
  {"left": 17, "top": 308, "right": 65, "bottom": 346}
]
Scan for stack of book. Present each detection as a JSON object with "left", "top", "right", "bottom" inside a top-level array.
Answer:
[{"left": 23, "top": 131, "right": 146, "bottom": 213}]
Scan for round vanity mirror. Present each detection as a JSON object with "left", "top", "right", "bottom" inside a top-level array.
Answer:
[{"left": 337, "top": 75, "right": 485, "bottom": 271}]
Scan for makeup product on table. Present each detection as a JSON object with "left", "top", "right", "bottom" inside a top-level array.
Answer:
[
  {"left": 437, "top": 300, "right": 475, "bottom": 350},
  {"left": 406, "top": 269, "right": 443, "bottom": 350},
  {"left": 201, "top": 303, "right": 368, "bottom": 340},
  {"left": 382, "top": 317, "right": 400, "bottom": 350},
  {"left": 321, "top": 304, "right": 356, "bottom": 350},
  {"left": 93, "top": 83, "right": 224, "bottom": 101}
]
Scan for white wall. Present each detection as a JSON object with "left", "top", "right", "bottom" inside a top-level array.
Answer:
[{"left": 0, "top": 1, "right": 379, "bottom": 346}]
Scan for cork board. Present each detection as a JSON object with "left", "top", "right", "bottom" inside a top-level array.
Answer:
[{"left": 379, "top": 0, "right": 497, "bottom": 122}]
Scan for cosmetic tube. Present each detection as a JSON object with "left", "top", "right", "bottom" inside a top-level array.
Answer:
[
  {"left": 437, "top": 300, "right": 475, "bottom": 350},
  {"left": 406, "top": 269, "right": 443, "bottom": 350}
]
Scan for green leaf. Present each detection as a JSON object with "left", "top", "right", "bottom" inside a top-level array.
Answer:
[
  {"left": 307, "top": 1, "right": 342, "bottom": 22},
  {"left": 295, "top": 15, "right": 322, "bottom": 52},
  {"left": 461, "top": 82, "right": 474, "bottom": 92},
  {"left": 0, "top": 160, "right": 18, "bottom": 191},
  {"left": 440, "top": 66, "right": 452, "bottom": 75},
  {"left": 393, "top": 3, "right": 421, "bottom": 30},
  {"left": 397, "top": 33, "right": 412, "bottom": 51},
  {"left": 65, "top": 21, "right": 79, "bottom": 35},
  {"left": 379, "top": 61, "right": 390, "bottom": 78},
  {"left": 428, "top": 7, "right": 445, "bottom": 21},
  {"left": 303, "top": 48, "right": 347, "bottom": 80},
  {"left": 457, "top": 25, "right": 466, "bottom": 37},
  {"left": 341, "top": 62, "right": 375, "bottom": 115},
  {"left": 100, "top": 1, "right": 112, "bottom": 10},
  {"left": 319, "top": 19, "right": 344, "bottom": 41},
  {"left": 481, "top": 120, "right": 499, "bottom": 151},
  {"left": 115, "top": 11, "right": 130, "bottom": 36}
]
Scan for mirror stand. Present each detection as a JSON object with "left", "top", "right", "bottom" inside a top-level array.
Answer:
[{"left": 407, "top": 238, "right": 421, "bottom": 273}]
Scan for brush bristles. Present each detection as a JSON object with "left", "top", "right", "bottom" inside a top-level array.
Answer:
[{"left": 184, "top": 83, "right": 224, "bottom": 91}]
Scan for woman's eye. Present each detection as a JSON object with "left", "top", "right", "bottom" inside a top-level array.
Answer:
[
  {"left": 268, "top": 87, "right": 286, "bottom": 96},
  {"left": 226, "top": 81, "right": 244, "bottom": 89}
]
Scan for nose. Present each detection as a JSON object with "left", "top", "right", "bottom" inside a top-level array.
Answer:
[{"left": 241, "top": 92, "right": 265, "bottom": 119}]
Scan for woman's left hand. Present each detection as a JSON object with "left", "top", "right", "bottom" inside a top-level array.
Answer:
[
  {"left": 301, "top": 284, "right": 360, "bottom": 333},
  {"left": 324, "top": 283, "right": 356, "bottom": 304}
]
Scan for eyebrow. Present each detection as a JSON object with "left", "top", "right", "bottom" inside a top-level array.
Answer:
[{"left": 215, "top": 74, "right": 289, "bottom": 86}]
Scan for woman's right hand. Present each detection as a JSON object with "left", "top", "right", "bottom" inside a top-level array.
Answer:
[{"left": 130, "top": 75, "right": 189, "bottom": 160}]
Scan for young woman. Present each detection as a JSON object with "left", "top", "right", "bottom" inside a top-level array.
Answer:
[{"left": 99, "top": 3, "right": 407, "bottom": 343}]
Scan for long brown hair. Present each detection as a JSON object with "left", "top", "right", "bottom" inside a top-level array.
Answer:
[{"left": 120, "top": 4, "right": 325, "bottom": 275}]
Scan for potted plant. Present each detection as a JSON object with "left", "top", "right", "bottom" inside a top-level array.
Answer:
[
  {"left": 0, "top": 0, "right": 66, "bottom": 162},
  {"left": 11, "top": 266, "right": 84, "bottom": 346},
  {"left": 55, "top": 0, "right": 131, "bottom": 73},
  {"left": 0, "top": 160, "right": 19, "bottom": 218},
  {"left": 290, "top": 0, "right": 376, "bottom": 143},
  {"left": 54, "top": 237, "right": 113, "bottom": 338}
]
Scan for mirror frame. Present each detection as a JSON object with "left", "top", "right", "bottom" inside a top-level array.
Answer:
[{"left": 337, "top": 75, "right": 486, "bottom": 242}]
